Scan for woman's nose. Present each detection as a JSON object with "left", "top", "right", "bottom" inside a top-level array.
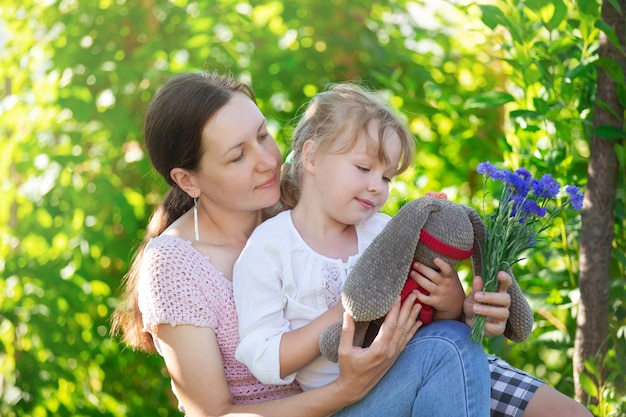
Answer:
[{"left": 256, "top": 143, "right": 279, "bottom": 170}]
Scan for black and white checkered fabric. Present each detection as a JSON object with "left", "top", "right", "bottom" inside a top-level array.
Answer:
[{"left": 488, "top": 354, "right": 545, "bottom": 417}]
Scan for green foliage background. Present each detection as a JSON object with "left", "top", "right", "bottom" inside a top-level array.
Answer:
[{"left": 1, "top": 0, "right": 624, "bottom": 415}]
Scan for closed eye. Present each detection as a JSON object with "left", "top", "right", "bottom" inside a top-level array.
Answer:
[
  {"left": 231, "top": 150, "right": 245, "bottom": 163},
  {"left": 356, "top": 166, "right": 370, "bottom": 173}
]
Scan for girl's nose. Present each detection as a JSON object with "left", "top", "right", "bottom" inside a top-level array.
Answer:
[{"left": 367, "top": 176, "right": 384, "bottom": 193}]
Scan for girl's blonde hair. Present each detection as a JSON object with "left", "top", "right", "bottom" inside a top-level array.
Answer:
[{"left": 279, "top": 83, "right": 416, "bottom": 210}]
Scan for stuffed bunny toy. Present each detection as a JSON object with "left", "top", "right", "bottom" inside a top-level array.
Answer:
[{"left": 319, "top": 193, "right": 534, "bottom": 362}]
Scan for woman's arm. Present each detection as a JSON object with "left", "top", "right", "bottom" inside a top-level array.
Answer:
[{"left": 157, "top": 293, "right": 422, "bottom": 417}]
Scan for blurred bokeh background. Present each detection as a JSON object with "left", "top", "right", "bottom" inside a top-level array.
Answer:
[{"left": 1, "top": 0, "right": 624, "bottom": 415}]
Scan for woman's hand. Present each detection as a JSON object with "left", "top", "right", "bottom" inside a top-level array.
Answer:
[
  {"left": 409, "top": 258, "right": 464, "bottom": 320},
  {"left": 333, "top": 293, "right": 422, "bottom": 402},
  {"left": 463, "top": 272, "right": 512, "bottom": 337}
]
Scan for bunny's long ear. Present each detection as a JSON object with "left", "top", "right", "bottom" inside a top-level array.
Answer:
[
  {"left": 465, "top": 206, "right": 486, "bottom": 278},
  {"left": 465, "top": 206, "right": 534, "bottom": 342},
  {"left": 342, "top": 196, "right": 442, "bottom": 322}
]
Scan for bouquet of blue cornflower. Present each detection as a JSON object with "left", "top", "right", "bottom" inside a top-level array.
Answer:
[{"left": 470, "top": 161, "right": 584, "bottom": 343}]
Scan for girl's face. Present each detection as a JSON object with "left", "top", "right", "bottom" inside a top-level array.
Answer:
[
  {"left": 312, "top": 119, "right": 402, "bottom": 225},
  {"left": 194, "top": 92, "right": 282, "bottom": 213}
]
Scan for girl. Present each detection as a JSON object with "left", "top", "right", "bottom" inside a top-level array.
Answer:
[
  {"left": 111, "top": 72, "right": 486, "bottom": 416},
  {"left": 112, "top": 73, "right": 590, "bottom": 417},
  {"left": 233, "top": 83, "right": 491, "bottom": 415},
  {"left": 233, "top": 83, "right": 592, "bottom": 417}
]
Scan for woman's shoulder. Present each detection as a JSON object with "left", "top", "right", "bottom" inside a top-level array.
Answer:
[
  {"left": 145, "top": 234, "right": 197, "bottom": 259},
  {"left": 139, "top": 234, "right": 224, "bottom": 332},
  {"left": 148, "top": 233, "right": 191, "bottom": 248},
  {"left": 140, "top": 235, "right": 229, "bottom": 313},
  {"left": 143, "top": 234, "right": 216, "bottom": 277}
]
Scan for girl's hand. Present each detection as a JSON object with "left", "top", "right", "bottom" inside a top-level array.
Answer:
[
  {"left": 409, "top": 258, "right": 464, "bottom": 320},
  {"left": 334, "top": 293, "right": 422, "bottom": 402},
  {"left": 463, "top": 272, "right": 512, "bottom": 337}
]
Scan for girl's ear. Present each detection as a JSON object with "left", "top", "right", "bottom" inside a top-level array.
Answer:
[
  {"left": 170, "top": 167, "right": 200, "bottom": 198},
  {"left": 301, "top": 139, "right": 318, "bottom": 174}
]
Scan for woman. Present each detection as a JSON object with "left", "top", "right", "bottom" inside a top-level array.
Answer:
[{"left": 111, "top": 72, "right": 590, "bottom": 417}]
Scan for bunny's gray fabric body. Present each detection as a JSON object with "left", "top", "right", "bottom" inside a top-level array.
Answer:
[{"left": 319, "top": 195, "right": 533, "bottom": 363}]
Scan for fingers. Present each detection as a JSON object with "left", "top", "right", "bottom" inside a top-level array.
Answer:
[
  {"left": 479, "top": 303, "right": 509, "bottom": 337},
  {"left": 463, "top": 275, "right": 481, "bottom": 321},
  {"left": 497, "top": 271, "right": 512, "bottom": 293},
  {"left": 471, "top": 275, "right": 484, "bottom": 293},
  {"left": 466, "top": 274, "right": 511, "bottom": 337},
  {"left": 466, "top": 271, "right": 512, "bottom": 335},
  {"left": 410, "top": 259, "right": 455, "bottom": 283},
  {"left": 433, "top": 257, "right": 454, "bottom": 277},
  {"left": 338, "top": 312, "right": 356, "bottom": 356},
  {"left": 474, "top": 285, "right": 511, "bottom": 310},
  {"left": 410, "top": 259, "right": 458, "bottom": 293},
  {"left": 334, "top": 299, "right": 422, "bottom": 400},
  {"left": 411, "top": 259, "right": 463, "bottom": 315},
  {"left": 473, "top": 301, "right": 510, "bottom": 321},
  {"left": 375, "top": 295, "right": 422, "bottom": 352}
]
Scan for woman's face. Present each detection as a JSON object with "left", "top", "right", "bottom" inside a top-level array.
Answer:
[{"left": 195, "top": 92, "right": 282, "bottom": 213}]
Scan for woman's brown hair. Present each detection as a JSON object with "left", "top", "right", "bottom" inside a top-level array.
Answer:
[{"left": 111, "top": 72, "right": 256, "bottom": 352}]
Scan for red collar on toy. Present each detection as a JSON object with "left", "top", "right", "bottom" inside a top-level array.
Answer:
[{"left": 419, "top": 229, "right": 474, "bottom": 260}]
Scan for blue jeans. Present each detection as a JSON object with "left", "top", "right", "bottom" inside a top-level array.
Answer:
[{"left": 333, "top": 320, "right": 490, "bottom": 417}]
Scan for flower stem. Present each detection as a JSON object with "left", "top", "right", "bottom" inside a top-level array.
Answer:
[{"left": 470, "top": 273, "right": 501, "bottom": 343}]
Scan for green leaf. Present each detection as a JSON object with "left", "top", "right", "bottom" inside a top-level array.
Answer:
[
  {"left": 578, "top": 0, "right": 601, "bottom": 16},
  {"left": 616, "top": 144, "right": 625, "bottom": 170},
  {"left": 522, "top": 125, "right": 542, "bottom": 133},
  {"left": 548, "top": 36, "right": 577, "bottom": 55},
  {"left": 584, "top": 358, "right": 602, "bottom": 380},
  {"left": 524, "top": 62, "right": 544, "bottom": 85},
  {"left": 618, "top": 84, "right": 626, "bottom": 108},
  {"left": 547, "top": 0, "right": 567, "bottom": 29},
  {"left": 478, "top": 5, "right": 508, "bottom": 30},
  {"left": 593, "top": 125, "right": 626, "bottom": 140},
  {"left": 509, "top": 110, "right": 543, "bottom": 119},
  {"left": 607, "top": 0, "right": 623, "bottom": 14},
  {"left": 463, "top": 92, "right": 515, "bottom": 109},
  {"left": 579, "top": 373, "right": 599, "bottom": 398},
  {"left": 596, "top": 98, "right": 622, "bottom": 120},
  {"left": 564, "top": 62, "right": 592, "bottom": 82},
  {"left": 595, "top": 20, "right": 625, "bottom": 55},
  {"left": 533, "top": 97, "right": 550, "bottom": 114}
]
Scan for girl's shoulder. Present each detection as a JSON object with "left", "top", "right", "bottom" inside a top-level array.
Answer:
[
  {"left": 249, "top": 210, "right": 293, "bottom": 240},
  {"left": 356, "top": 212, "right": 391, "bottom": 250},
  {"left": 362, "top": 212, "right": 391, "bottom": 231}
]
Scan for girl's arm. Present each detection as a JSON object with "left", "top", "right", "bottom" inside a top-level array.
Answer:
[
  {"left": 408, "top": 259, "right": 514, "bottom": 338},
  {"left": 278, "top": 301, "right": 344, "bottom": 378},
  {"left": 463, "top": 272, "right": 512, "bottom": 338},
  {"left": 409, "top": 258, "right": 465, "bottom": 320},
  {"left": 156, "top": 293, "right": 422, "bottom": 417}
]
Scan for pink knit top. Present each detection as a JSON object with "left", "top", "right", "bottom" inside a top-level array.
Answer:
[{"left": 138, "top": 234, "right": 302, "bottom": 405}]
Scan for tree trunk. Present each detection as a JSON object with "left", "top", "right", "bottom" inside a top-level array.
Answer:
[{"left": 573, "top": 0, "right": 625, "bottom": 403}]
